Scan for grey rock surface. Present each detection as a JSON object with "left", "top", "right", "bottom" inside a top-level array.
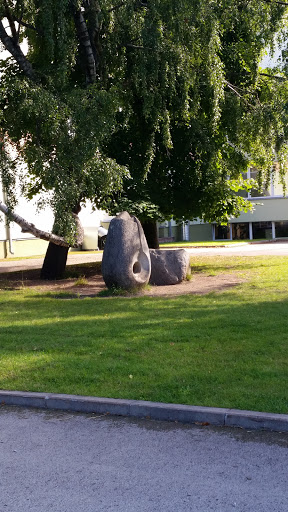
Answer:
[
  {"left": 101, "top": 211, "right": 151, "bottom": 290},
  {"left": 149, "top": 248, "right": 190, "bottom": 285}
]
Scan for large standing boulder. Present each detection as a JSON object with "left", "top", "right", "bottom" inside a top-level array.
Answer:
[
  {"left": 102, "top": 211, "right": 151, "bottom": 290},
  {"left": 149, "top": 249, "right": 190, "bottom": 286}
]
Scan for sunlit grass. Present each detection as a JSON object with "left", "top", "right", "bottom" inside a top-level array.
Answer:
[{"left": 0, "top": 255, "right": 288, "bottom": 414}]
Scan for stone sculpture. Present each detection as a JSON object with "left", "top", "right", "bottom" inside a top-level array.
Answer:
[
  {"left": 102, "top": 211, "right": 151, "bottom": 290},
  {"left": 149, "top": 249, "right": 190, "bottom": 286}
]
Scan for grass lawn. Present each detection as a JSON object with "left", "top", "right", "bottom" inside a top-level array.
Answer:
[{"left": 0, "top": 255, "right": 287, "bottom": 414}]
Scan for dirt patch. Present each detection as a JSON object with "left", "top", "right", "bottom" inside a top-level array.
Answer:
[
  {"left": 144, "top": 273, "right": 244, "bottom": 297},
  {"left": 0, "top": 266, "right": 245, "bottom": 297}
]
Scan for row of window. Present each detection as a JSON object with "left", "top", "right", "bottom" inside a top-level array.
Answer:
[
  {"left": 240, "top": 168, "right": 288, "bottom": 198},
  {"left": 214, "top": 221, "right": 288, "bottom": 240}
]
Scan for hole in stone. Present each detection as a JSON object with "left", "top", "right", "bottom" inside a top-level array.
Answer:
[{"left": 133, "top": 261, "right": 141, "bottom": 274}]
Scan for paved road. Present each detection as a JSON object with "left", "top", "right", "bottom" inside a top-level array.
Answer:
[
  {"left": 0, "top": 251, "right": 103, "bottom": 273},
  {"left": 0, "top": 406, "right": 287, "bottom": 512},
  {"left": 186, "top": 241, "right": 288, "bottom": 257},
  {"left": 1, "top": 242, "right": 288, "bottom": 273}
]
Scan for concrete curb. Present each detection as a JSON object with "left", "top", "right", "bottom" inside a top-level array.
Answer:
[{"left": 0, "top": 390, "right": 287, "bottom": 432}]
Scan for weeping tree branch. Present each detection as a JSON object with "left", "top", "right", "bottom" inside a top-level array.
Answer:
[
  {"left": 260, "top": 72, "right": 287, "bottom": 81},
  {"left": 0, "top": 19, "right": 36, "bottom": 80},
  {"left": 224, "top": 80, "right": 255, "bottom": 108},
  {"left": 126, "top": 43, "right": 146, "bottom": 49},
  {"left": 107, "top": 1, "right": 148, "bottom": 12},
  {"left": 0, "top": 201, "right": 84, "bottom": 248},
  {"left": 108, "top": 1, "right": 126, "bottom": 12}
]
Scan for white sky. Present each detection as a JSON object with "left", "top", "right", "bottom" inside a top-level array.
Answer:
[{"left": 260, "top": 47, "right": 283, "bottom": 69}]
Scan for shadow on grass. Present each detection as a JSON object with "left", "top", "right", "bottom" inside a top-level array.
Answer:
[{"left": 0, "top": 261, "right": 102, "bottom": 283}]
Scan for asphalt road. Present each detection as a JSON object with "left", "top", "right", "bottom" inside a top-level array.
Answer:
[
  {"left": 0, "top": 406, "right": 287, "bottom": 512},
  {"left": 186, "top": 241, "right": 288, "bottom": 257}
]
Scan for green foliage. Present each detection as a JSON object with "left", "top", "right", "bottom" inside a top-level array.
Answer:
[
  {"left": 0, "top": 142, "right": 17, "bottom": 213},
  {"left": 106, "top": 1, "right": 288, "bottom": 223},
  {"left": 108, "top": 198, "right": 166, "bottom": 223},
  {"left": 1, "top": 0, "right": 288, "bottom": 239}
]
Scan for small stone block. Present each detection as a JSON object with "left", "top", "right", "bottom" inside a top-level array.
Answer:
[{"left": 149, "top": 249, "right": 190, "bottom": 285}]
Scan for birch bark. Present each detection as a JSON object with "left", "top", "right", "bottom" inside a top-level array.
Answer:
[{"left": 0, "top": 201, "right": 84, "bottom": 248}]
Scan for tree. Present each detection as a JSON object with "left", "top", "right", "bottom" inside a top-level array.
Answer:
[
  {"left": 1, "top": 1, "right": 288, "bottom": 270},
  {"left": 0, "top": 0, "right": 130, "bottom": 277},
  {"left": 106, "top": 0, "right": 288, "bottom": 244}
]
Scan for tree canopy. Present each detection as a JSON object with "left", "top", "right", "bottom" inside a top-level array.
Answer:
[
  {"left": 1, "top": 0, "right": 288, "bottom": 245},
  {"left": 106, "top": 0, "right": 288, "bottom": 224}
]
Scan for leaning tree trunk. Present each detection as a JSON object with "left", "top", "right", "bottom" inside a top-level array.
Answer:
[
  {"left": 141, "top": 220, "right": 159, "bottom": 249},
  {"left": 0, "top": 199, "right": 73, "bottom": 279},
  {"left": 40, "top": 243, "right": 70, "bottom": 280},
  {"left": 40, "top": 209, "right": 84, "bottom": 280}
]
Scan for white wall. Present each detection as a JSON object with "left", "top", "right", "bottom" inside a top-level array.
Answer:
[
  {"left": 0, "top": 221, "right": 6, "bottom": 240},
  {"left": 78, "top": 202, "right": 109, "bottom": 228},
  {"left": 0, "top": 193, "right": 54, "bottom": 242},
  {"left": 0, "top": 185, "right": 6, "bottom": 240},
  {"left": 10, "top": 197, "right": 54, "bottom": 240}
]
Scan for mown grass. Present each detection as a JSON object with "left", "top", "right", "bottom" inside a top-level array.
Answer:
[{"left": 0, "top": 255, "right": 287, "bottom": 414}]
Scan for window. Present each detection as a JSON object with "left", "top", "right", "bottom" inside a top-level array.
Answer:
[
  {"left": 275, "top": 221, "right": 288, "bottom": 238},
  {"left": 232, "top": 223, "right": 249, "bottom": 240},
  {"left": 214, "top": 224, "right": 231, "bottom": 240},
  {"left": 271, "top": 166, "right": 288, "bottom": 197},
  {"left": 247, "top": 167, "right": 287, "bottom": 198},
  {"left": 249, "top": 168, "right": 271, "bottom": 197},
  {"left": 252, "top": 222, "right": 272, "bottom": 239}
]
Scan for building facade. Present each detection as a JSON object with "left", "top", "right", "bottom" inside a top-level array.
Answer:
[{"left": 158, "top": 169, "right": 288, "bottom": 242}]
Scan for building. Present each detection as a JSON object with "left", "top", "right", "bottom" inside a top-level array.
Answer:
[{"left": 158, "top": 168, "right": 288, "bottom": 242}]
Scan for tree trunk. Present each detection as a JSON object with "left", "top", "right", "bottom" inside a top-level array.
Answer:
[
  {"left": 142, "top": 220, "right": 159, "bottom": 249},
  {"left": 40, "top": 207, "right": 84, "bottom": 280},
  {"left": 0, "top": 200, "right": 70, "bottom": 246},
  {"left": 40, "top": 242, "right": 69, "bottom": 280},
  {"left": 0, "top": 20, "right": 36, "bottom": 81}
]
